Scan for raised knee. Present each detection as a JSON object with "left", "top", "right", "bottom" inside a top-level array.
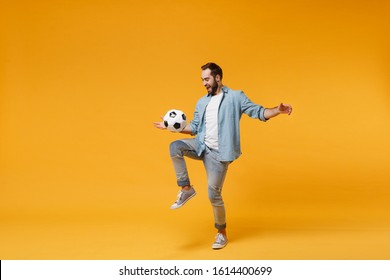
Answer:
[{"left": 169, "top": 140, "right": 184, "bottom": 157}]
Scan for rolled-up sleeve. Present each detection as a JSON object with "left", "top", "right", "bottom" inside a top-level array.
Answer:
[{"left": 240, "top": 91, "right": 268, "bottom": 122}]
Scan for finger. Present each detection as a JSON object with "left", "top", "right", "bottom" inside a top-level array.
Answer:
[
  {"left": 287, "top": 105, "right": 292, "bottom": 115},
  {"left": 154, "top": 122, "right": 166, "bottom": 129},
  {"left": 282, "top": 103, "right": 290, "bottom": 109}
]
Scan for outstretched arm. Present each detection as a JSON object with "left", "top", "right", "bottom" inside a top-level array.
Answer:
[{"left": 264, "top": 103, "right": 292, "bottom": 120}]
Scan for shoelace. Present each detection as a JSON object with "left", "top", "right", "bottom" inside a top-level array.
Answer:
[
  {"left": 174, "top": 191, "right": 183, "bottom": 203},
  {"left": 215, "top": 233, "right": 226, "bottom": 244}
]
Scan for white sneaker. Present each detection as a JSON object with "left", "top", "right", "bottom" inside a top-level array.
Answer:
[
  {"left": 170, "top": 187, "right": 196, "bottom": 209},
  {"left": 212, "top": 233, "right": 228, "bottom": 249}
]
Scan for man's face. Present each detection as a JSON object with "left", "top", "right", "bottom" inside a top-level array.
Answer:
[{"left": 201, "top": 69, "right": 218, "bottom": 94}]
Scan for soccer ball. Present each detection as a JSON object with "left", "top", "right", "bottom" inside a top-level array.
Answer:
[{"left": 163, "top": 109, "right": 187, "bottom": 132}]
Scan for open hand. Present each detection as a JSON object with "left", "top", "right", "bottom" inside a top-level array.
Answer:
[
  {"left": 153, "top": 116, "right": 167, "bottom": 130},
  {"left": 277, "top": 103, "right": 292, "bottom": 115}
]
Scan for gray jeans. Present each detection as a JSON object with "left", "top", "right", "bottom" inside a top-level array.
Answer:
[{"left": 169, "top": 138, "right": 230, "bottom": 230}]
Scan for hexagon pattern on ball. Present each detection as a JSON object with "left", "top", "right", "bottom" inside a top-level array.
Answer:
[{"left": 163, "top": 109, "right": 187, "bottom": 132}]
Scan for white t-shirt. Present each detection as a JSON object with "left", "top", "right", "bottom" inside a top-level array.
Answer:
[{"left": 204, "top": 93, "right": 223, "bottom": 150}]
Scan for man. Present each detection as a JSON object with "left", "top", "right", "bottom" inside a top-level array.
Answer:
[{"left": 154, "top": 62, "right": 292, "bottom": 249}]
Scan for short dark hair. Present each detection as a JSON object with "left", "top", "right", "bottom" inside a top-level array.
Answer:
[{"left": 201, "top": 62, "right": 223, "bottom": 80}]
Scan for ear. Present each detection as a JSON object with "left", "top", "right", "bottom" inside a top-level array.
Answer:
[{"left": 216, "top": 74, "right": 221, "bottom": 82}]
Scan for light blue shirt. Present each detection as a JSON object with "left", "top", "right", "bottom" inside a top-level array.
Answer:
[{"left": 190, "top": 85, "right": 267, "bottom": 162}]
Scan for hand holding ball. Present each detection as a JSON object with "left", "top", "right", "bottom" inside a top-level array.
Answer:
[{"left": 163, "top": 109, "right": 187, "bottom": 132}]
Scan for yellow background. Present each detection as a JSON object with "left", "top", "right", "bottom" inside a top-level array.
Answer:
[{"left": 1, "top": 0, "right": 389, "bottom": 259}]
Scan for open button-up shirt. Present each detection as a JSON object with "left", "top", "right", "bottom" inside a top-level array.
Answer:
[{"left": 190, "top": 86, "right": 267, "bottom": 162}]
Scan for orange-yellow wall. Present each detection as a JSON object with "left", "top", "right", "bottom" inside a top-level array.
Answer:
[{"left": 1, "top": 0, "right": 389, "bottom": 259}]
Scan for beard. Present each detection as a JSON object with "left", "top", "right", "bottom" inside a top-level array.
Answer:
[{"left": 210, "top": 83, "right": 219, "bottom": 95}]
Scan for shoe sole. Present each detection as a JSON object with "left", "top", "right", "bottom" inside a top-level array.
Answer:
[
  {"left": 212, "top": 241, "right": 228, "bottom": 250},
  {"left": 170, "top": 192, "right": 197, "bottom": 210}
]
